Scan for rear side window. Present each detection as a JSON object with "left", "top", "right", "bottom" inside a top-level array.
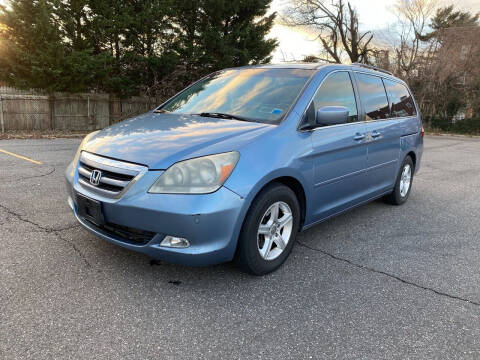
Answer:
[
  {"left": 313, "top": 71, "right": 358, "bottom": 122},
  {"left": 384, "top": 80, "right": 417, "bottom": 117},
  {"left": 356, "top": 73, "right": 389, "bottom": 120}
]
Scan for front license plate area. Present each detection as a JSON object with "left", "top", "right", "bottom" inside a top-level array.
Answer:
[{"left": 76, "top": 193, "right": 105, "bottom": 226}]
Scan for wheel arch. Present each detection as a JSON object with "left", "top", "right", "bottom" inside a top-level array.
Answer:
[
  {"left": 231, "top": 173, "right": 309, "bottom": 268},
  {"left": 406, "top": 151, "right": 417, "bottom": 171},
  {"left": 236, "top": 171, "right": 309, "bottom": 234},
  {"left": 400, "top": 133, "right": 421, "bottom": 174}
]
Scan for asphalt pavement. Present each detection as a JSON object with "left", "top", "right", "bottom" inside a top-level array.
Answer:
[{"left": 1, "top": 135, "right": 479, "bottom": 359}]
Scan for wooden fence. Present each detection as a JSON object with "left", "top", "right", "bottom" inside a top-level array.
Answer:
[{"left": 0, "top": 88, "right": 162, "bottom": 132}]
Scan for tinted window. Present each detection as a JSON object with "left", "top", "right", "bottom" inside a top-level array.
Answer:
[
  {"left": 356, "top": 73, "right": 389, "bottom": 120},
  {"left": 312, "top": 71, "right": 358, "bottom": 122},
  {"left": 384, "top": 79, "right": 416, "bottom": 117},
  {"left": 161, "top": 68, "right": 314, "bottom": 124}
]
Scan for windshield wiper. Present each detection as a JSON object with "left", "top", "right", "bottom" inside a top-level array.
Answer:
[{"left": 196, "top": 112, "right": 252, "bottom": 122}]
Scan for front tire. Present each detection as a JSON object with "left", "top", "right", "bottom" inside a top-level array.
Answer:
[
  {"left": 385, "top": 156, "right": 414, "bottom": 205},
  {"left": 235, "top": 183, "right": 300, "bottom": 275}
]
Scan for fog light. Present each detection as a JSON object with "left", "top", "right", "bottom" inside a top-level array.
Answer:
[{"left": 160, "top": 236, "right": 190, "bottom": 248}]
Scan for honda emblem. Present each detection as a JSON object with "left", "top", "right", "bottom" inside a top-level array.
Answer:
[{"left": 90, "top": 169, "right": 102, "bottom": 186}]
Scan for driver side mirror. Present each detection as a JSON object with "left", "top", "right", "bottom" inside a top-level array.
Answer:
[{"left": 316, "top": 106, "right": 349, "bottom": 126}]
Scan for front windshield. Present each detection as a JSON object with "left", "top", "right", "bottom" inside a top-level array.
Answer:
[{"left": 160, "top": 68, "right": 314, "bottom": 124}]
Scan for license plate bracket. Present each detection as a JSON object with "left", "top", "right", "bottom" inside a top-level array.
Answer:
[{"left": 76, "top": 193, "right": 105, "bottom": 226}]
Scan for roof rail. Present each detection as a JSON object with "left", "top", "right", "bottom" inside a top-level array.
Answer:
[{"left": 351, "top": 63, "right": 393, "bottom": 76}]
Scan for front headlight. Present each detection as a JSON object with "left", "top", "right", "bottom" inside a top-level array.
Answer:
[{"left": 149, "top": 151, "right": 240, "bottom": 194}]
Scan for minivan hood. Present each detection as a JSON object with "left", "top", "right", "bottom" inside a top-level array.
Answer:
[{"left": 83, "top": 112, "right": 274, "bottom": 169}]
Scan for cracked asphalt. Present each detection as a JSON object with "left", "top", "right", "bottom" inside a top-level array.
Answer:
[{"left": 1, "top": 135, "right": 480, "bottom": 359}]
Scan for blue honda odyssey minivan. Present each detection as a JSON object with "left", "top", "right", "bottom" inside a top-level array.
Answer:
[{"left": 66, "top": 63, "right": 423, "bottom": 275}]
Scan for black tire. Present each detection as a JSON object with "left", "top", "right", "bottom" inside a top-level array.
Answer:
[
  {"left": 384, "top": 156, "right": 414, "bottom": 205},
  {"left": 235, "top": 183, "right": 301, "bottom": 275}
]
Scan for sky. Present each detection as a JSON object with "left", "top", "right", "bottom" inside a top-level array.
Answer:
[{"left": 269, "top": 0, "right": 480, "bottom": 62}]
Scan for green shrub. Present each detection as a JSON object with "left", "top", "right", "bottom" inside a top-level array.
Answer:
[{"left": 424, "top": 117, "right": 480, "bottom": 135}]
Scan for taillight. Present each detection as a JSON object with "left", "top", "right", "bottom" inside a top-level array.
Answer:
[{"left": 421, "top": 126, "right": 425, "bottom": 137}]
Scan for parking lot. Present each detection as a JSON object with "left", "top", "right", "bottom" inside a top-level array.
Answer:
[{"left": 1, "top": 135, "right": 480, "bottom": 359}]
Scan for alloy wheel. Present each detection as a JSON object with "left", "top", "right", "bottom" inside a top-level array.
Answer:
[
  {"left": 399, "top": 164, "right": 412, "bottom": 197},
  {"left": 257, "top": 201, "right": 293, "bottom": 261}
]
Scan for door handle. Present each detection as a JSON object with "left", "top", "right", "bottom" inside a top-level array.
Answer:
[
  {"left": 354, "top": 133, "right": 365, "bottom": 141},
  {"left": 371, "top": 131, "right": 381, "bottom": 139}
]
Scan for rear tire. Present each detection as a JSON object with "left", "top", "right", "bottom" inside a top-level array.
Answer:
[
  {"left": 235, "top": 183, "right": 300, "bottom": 275},
  {"left": 384, "top": 156, "right": 414, "bottom": 205}
]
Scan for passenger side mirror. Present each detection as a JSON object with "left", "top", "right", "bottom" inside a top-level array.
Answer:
[{"left": 316, "top": 106, "right": 349, "bottom": 126}]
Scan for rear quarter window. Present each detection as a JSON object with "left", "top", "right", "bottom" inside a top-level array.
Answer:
[{"left": 384, "top": 80, "right": 417, "bottom": 117}]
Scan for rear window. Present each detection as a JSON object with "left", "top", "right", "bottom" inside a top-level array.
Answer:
[
  {"left": 384, "top": 80, "right": 417, "bottom": 117},
  {"left": 355, "top": 73, "right": 389, "bottom": 120}
]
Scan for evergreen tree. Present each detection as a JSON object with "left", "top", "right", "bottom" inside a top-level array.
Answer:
[
  {"left": 198, "top": 0, "right": 277, "bottom": 68},
  {"left": 0, "top": 0, "right": 65, "bottom": 91},
  {"left": 55, "top": 0, "right": 93, "bottom": 52},
  {"left": 54, "top": 0, "right": 115, "bottom": 92},
  {"left": 420, "top": 5, "right": 479, "bottom": 42},
  {"left": 117, "top": 0, "right": 178, "bottom": 96},
  {"left": 173, "top": 0, "right": 276, "bottom": 73},
  {"left": 0, "top": 0, "right": 277, "bottom": 96},
  {"left": 0, "top": 0, "right": 113, "bottom": 92},
  {"left": 166, "top": 0, "right": 277, "bottom": 94}
]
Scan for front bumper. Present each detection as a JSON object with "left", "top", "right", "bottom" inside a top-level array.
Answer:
[{"left": 66, "top": 161, "right": 245, "bottom": 266}]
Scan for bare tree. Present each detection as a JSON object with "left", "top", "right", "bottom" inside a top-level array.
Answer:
[
  {"left": 392, "top": 0, "right": 436, "bottom": 78},
  {"left": 413, "top": 27, "right": 480, "bottom": 120},
  {"left": 388, "top": 2, "right": 480, "bottom": 121},
  {"left": 283, "top": 0, "right": 373, "bottom": 63}
]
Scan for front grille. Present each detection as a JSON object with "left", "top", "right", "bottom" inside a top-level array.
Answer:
[
  {"left": 84, "top": 218, "right": 155, "bottom": 244},
  {"left": 78, "top": 152, "right": 147, "bottom": 198}
]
